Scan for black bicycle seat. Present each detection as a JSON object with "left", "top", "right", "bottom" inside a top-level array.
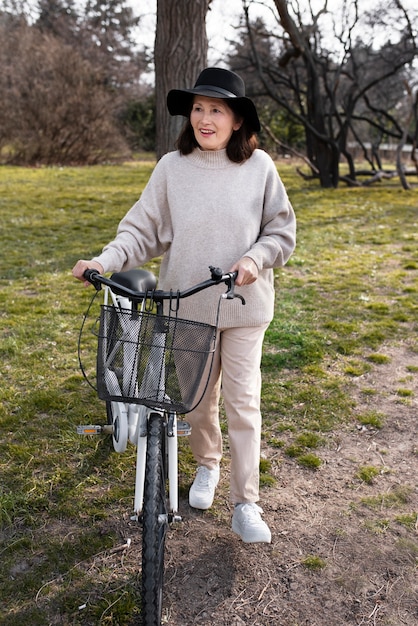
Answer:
[{"left": 110, "top": 269, "right": 157, "bottom": 293}]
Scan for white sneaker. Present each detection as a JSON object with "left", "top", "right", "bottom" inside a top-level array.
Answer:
[
  {"left": 232, "top": 503, "right": 272, "bottom": 543},
  {"left": 189, "top": 465, "right": 220, "bottom": 510}
]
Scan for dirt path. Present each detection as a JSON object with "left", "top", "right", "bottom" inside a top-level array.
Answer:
[{"left": 157, "top": 344, "right": 418, "bottom": 625}]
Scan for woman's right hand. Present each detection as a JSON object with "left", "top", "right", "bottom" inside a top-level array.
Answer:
[{"left": 72, "top": 260, "right": 104, "bottom": 287}]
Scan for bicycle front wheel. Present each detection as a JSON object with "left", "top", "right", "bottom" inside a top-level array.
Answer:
[{"left": 141, "top": 412, "right": 168, "bottom": 626}]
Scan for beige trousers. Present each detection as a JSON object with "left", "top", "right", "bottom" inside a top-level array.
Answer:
[{"left": 187, "top": 323, "right": 269, "bottom": 504}]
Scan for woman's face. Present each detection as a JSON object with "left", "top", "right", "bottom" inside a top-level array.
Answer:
[{"left": 190, "top": 96, "right": 242, "bottom": 151}]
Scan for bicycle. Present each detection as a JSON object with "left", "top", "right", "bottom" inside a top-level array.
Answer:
[{"left": 77, "top": 265, "right": 243, "bottom": 626}]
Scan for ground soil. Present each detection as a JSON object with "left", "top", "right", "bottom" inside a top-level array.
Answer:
[
  {"left": 131, "top": 343, "right": 417, "bottom": 626},
  {"left": 112, "top": 344, "right": 417, "bottom": 626}
]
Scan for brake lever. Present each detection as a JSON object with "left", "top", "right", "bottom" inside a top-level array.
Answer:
[
  {"left": 208, "top": 266, "right": 246, "bottom": 304},
  {"left": 223, "top": 274, "right": 246, "bottom": 305}
]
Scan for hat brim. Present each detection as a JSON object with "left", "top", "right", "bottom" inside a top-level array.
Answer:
[{"left": 167, "top": 87, "right": 261, "bottom": 133}]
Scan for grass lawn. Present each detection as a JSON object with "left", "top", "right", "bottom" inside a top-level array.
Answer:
[{"left": 0, "top": 161, "right": 417, "bottom": 624}]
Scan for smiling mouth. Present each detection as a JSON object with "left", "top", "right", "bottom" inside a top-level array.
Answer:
[{"left": 200, "top": 129, "right": 214, "bottom": 136}]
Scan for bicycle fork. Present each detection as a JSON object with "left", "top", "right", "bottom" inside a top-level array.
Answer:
[
  {"left": 77, "top": 405, "right": 192, "bottom": 524},
  {"left": 132, "top": 409, "right": 191, "bottom": 524}
]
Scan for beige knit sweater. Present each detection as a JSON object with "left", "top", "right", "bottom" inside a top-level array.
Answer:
[{"left": 93, "top": 148, "right": 296, "bottom": 328}]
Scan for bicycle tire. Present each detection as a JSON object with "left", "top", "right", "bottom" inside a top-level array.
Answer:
[{"left": 141, "top": 412, "right": 168, "bottom": 626}]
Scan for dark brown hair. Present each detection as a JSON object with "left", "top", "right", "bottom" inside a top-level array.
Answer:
[{"left": 175, "top": 100, "right": 258, "bottom": 163}]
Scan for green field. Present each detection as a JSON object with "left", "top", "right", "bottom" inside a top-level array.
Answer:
[{"left": 0, "top": 162, "right": 417, "bottom": 624}]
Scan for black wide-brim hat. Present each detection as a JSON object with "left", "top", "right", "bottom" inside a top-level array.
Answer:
[{"left": 167, "top": 67, "right": 261, "bottom": 133}]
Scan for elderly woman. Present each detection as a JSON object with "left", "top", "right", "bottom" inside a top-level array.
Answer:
[{"left": 73, "top": 67, "right": 296, "bottom": 543}]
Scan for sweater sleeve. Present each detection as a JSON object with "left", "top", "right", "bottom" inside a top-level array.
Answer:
[
  {"left": 92, "top": 156, "right": 173, "bottom": 273},
  {"left": 243, "top": 154, "right": 296, "bottom": 270}
]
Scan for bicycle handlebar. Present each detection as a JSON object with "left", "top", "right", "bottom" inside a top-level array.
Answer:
[{"left": 83, "top": 266, "right": 245, "bottom": 304}]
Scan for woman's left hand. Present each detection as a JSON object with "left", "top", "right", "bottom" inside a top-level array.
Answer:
[{"left": 230, "top": 256, "right": 259, "bottom": 286}]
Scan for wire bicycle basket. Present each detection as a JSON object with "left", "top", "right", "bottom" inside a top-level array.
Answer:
[{"left": 96, "top": 305, "right": 216, "bottom": 414}]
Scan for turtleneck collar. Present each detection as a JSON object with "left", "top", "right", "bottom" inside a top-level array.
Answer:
[{"left": 186, "top": 147, "right": 237, "bottom": 169}]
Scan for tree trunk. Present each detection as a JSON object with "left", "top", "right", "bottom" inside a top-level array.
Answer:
[
  {"left": 396, "top": 81, "right": 414, "bottom": 190},
  {"left": 307, "top": 136, "right": 339, "bottom": 188},
  {"left": 274, "top": 0, "right": 340, "bottom": 188},
  {"left": 154, "top": 0, "right": 211, "bottom": 159},
  {"left": 305, "top": 63, "right": 340, "bottom": 188}
]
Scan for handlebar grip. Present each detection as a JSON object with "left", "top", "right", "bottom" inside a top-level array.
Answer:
[
  {"left": 83, "top": 268, "right": 100, "bottom": 283},
  {"left": 83, "top": 268, "right": 103, "bottom": 290}
]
